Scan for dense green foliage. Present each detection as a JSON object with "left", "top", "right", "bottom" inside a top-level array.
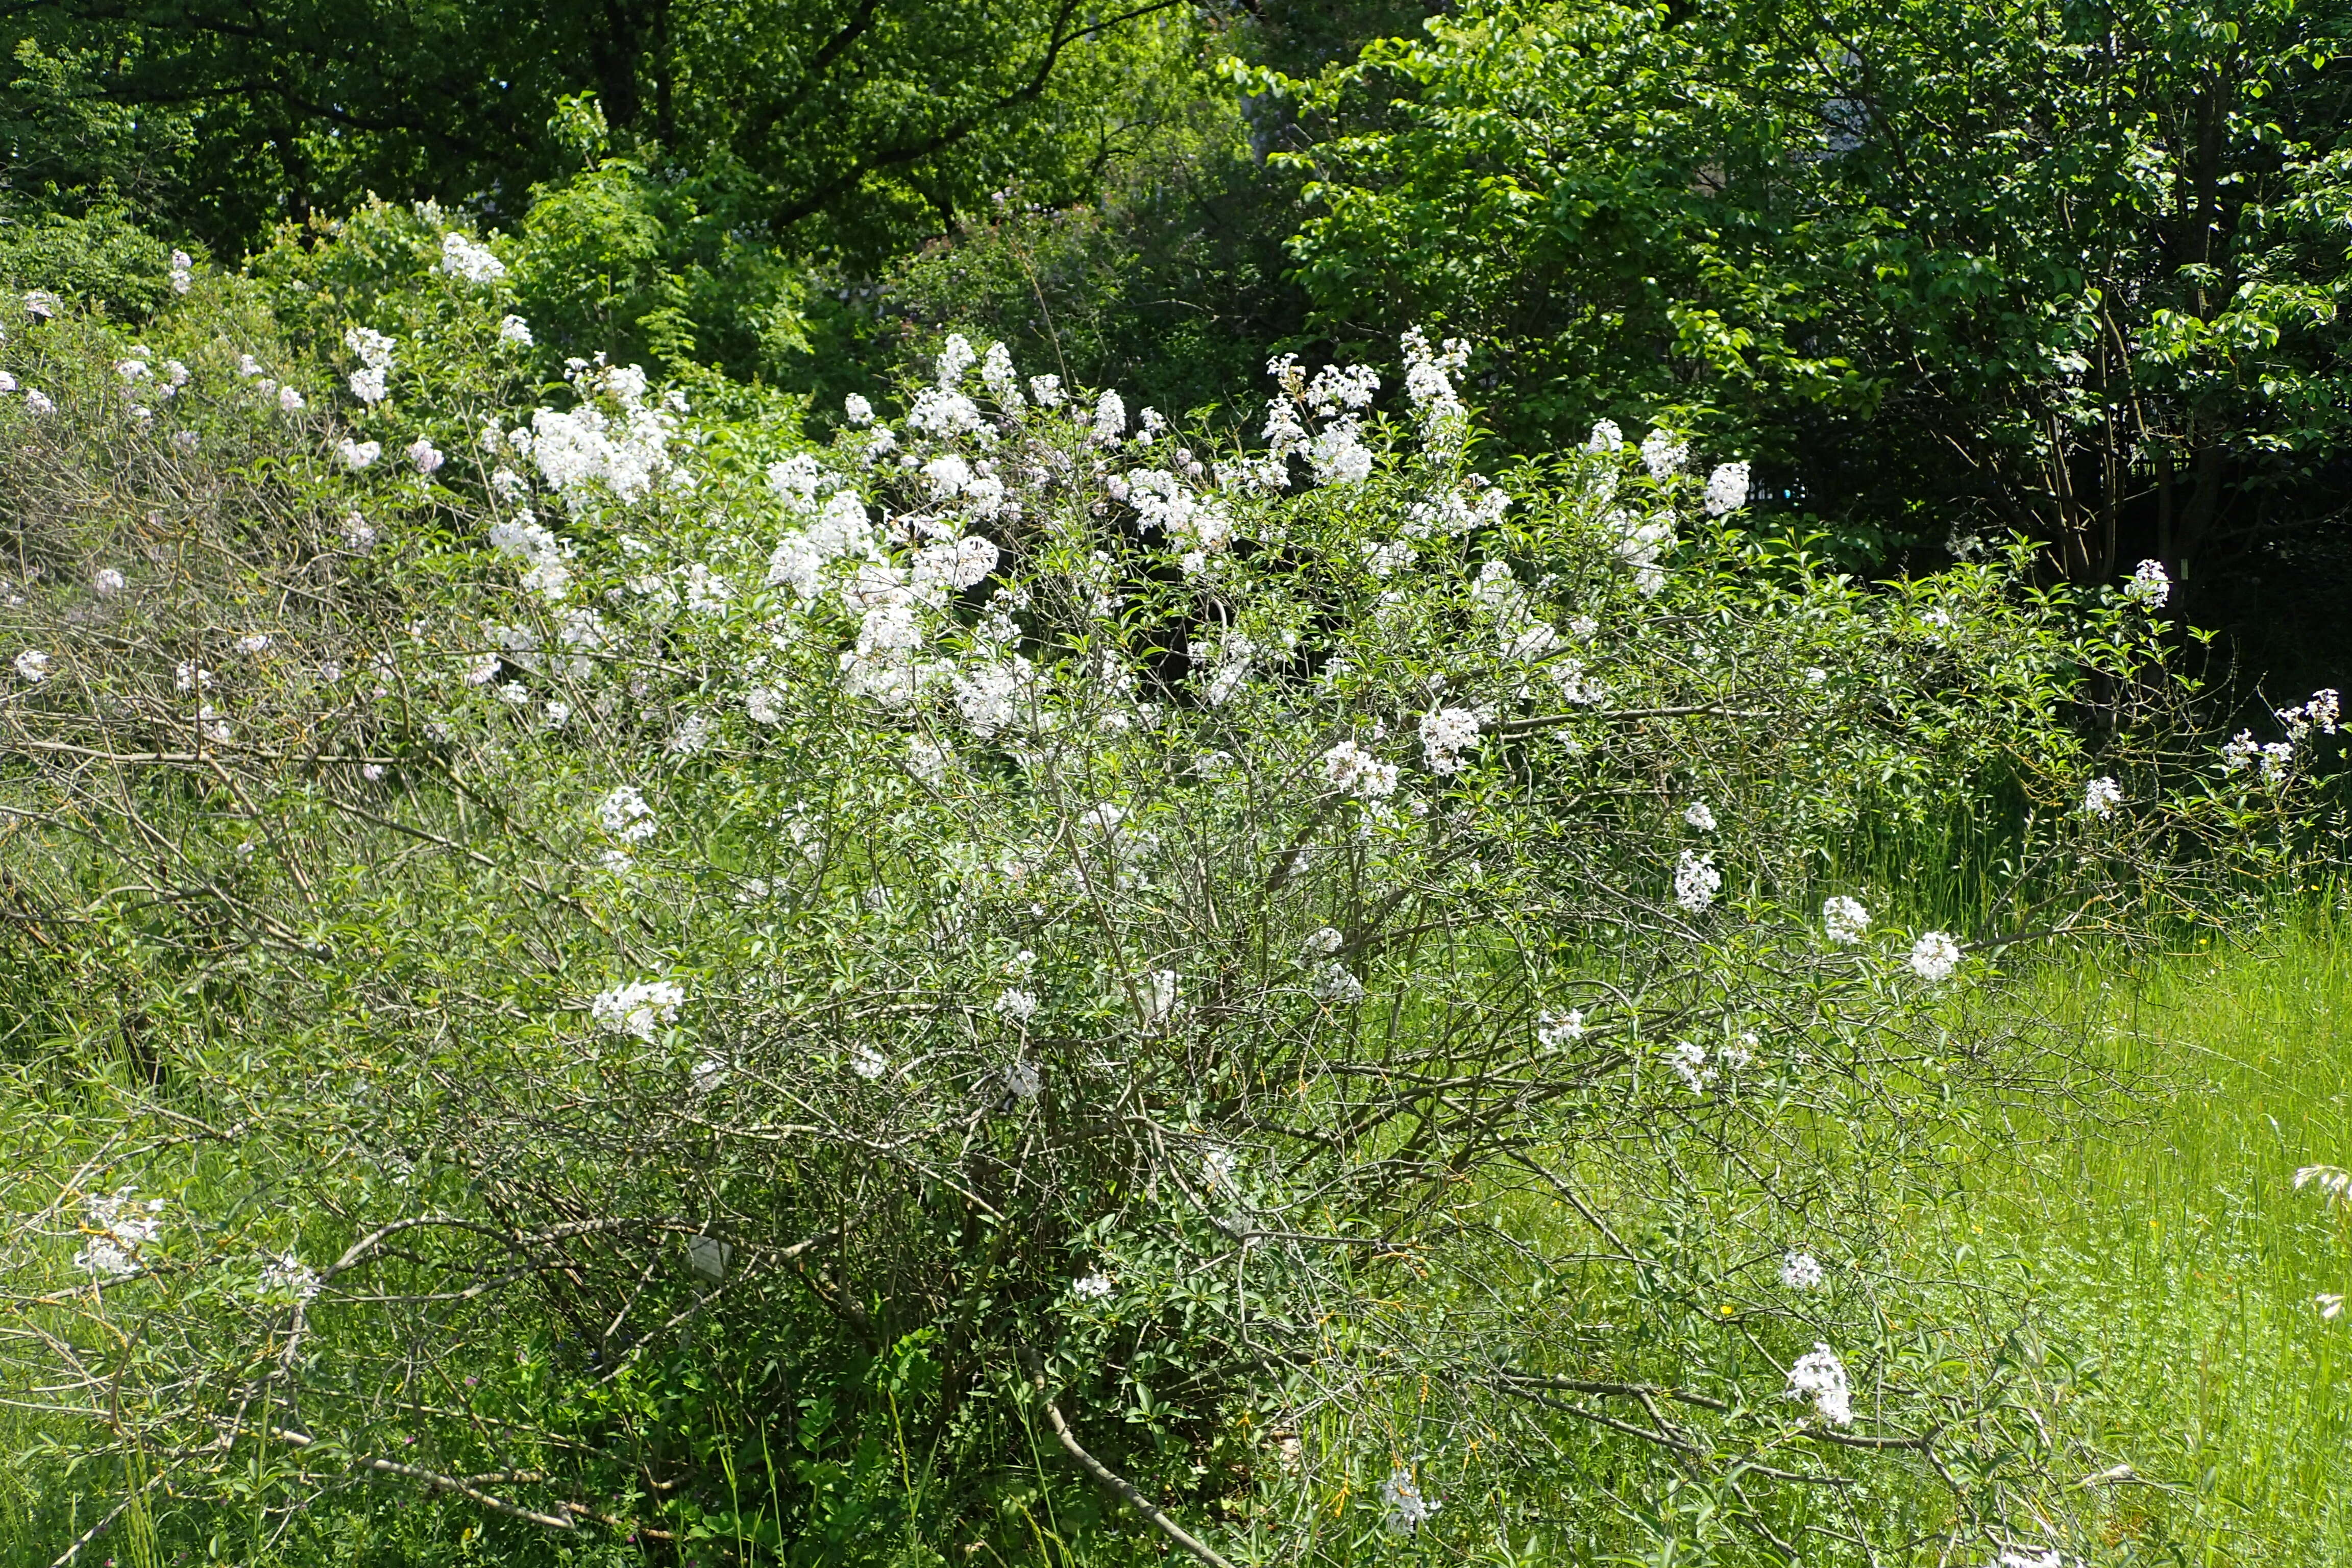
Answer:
[{"left": 1273, "top": 0, "right": 2352, "bottom": 602}]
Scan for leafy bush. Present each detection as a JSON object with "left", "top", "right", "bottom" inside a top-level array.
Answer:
[{"left": 0, "top": 254, "right": 2332, "bottom": 1565}]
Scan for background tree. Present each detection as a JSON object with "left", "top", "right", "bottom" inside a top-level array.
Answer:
[{"left": 1273, "top": 0, "right": 2352, "bottom": 647}]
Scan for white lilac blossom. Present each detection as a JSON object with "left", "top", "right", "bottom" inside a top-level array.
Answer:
[
  {"left": 1091, "top": 389, "right": 1126, "bottom": 443},
  {"left": 1785, "top": 1343, "right": 1854, "bottom": 1425},
  {"left": 74, "top": 1188, "right": 165, "bottom": 1278},
  {"left": 1071, "top": 1271, "right": 1114, "bottom": 1302},
  {"left": 1703, "top": 460, "right": 1750, "bottom": 517},
  {"left": 406, "top": 437, "right": 444, "bottom": 477},
  {"left": 344, "top": 326, "right": 394, "bottom": 403},
  {"left": 338, "top": 438, "right": 381, "bottom": 470},
  {"left": 1400, "top": 326, "right": 1469, "bottom": 436},
  {"left": 235, "top": 633, "right": 272, "bottom": 655},
  {"left": 93, "top": 568, "right": 125, "bottom": 598},
  {"left": 1418, "top": 707, "right": 1481, "bottom": 774},
  {"left": 2278, "top": 688, "right": 2342, "bottom": 739},
  {"left": 277, "top": 384, "right": 305, "bottom": 413},
  {"left": 1674, "top": 849, "right": 1721, "bottom": 913},
  {"left": 952, "top": 658, "right": 1030, "bottom": 736},
  {"left": 1320, "top": 739, "right": 1399, "bottom": 798},
  {"left": 24, "top": 389, "right": 52, "bottom": 414},
  {"left": 14, "top": 649, "right": 51, "bottom": 682},
  {"left": 851, "top": 1044, "right": 891, "bottom": 1081},
  {"left": 1683, "top": 801, "right": 1717, "bottom": 831},
  {"left": 1822, "top": 896, "right": 1871, "bottom": 945},
  {"left": 0, "top": 372, "right": 13, "bottom": 393},
  {"left": 1307, "top": 423, "right": 1374, "bottom": 486},
  {"left": 2221, "top": 729, "right": 2295, "bottom": 780},
  {"left": 1780, "top": 1252, "right": 1827, "bottom": 1290},
  {"left": 115, "top": 356, "right": 151, "bottom": 382},
  {"left": 1586, "top": 419, "right": 1624, "bottom": 453},
  {"left": 169, "top": 250, "right": 193, "bottom": 293},
  {"left": 1609, "top": 508, "right": 1676, "bottom": 596},
  {"left": 591, "top": 978, "right": 686, "bottom": 1040},
  {"left": 1996, "top": 1551, "right": 2067, "bottom": 1568},
  {"left": 1664, "top": 1040, "right": 1713, "bottom": 1094},
  {"left": 463, "top": 651, "right": 502, "bottom": 686},
  {"left": 1537, "top": 1010, "right": 1584, "bottom": 1048},
  {"left": 529, "top": 362, "right": 680, "bottom": 502},
  {"left": 341, "top": 512, "right": 377, "bottom": 549},
  {"left": 1027, "top": 373, "right": 1064, "bottom": 407},
  {"left": 934, "top": 332, "right": 976, "bottom": 386},
  {"left": 258, "top": 1251, "right": 323, "bottom": 1302},
  {"left": 1311, "top": 964, "right": 1364, "bottom": 1004},
  {"left": 1908, "top": 930, "right": 1963, "bottom": 982},
  {"left": 2082, "top": 776, "right": 2122, "bottom": 817},
  {"left": 175, "top": 662, "right": 212, "bottom": 692},
  {"left": 843, "top": 393, "right": 874, "bottom": 425},
  {"left": 981, "top": 341, "right": 1020, "bottom": 403},
  {"left": 1640, "top": 427, "right": 1688, "bottom": 481},
  {"left": 439, "top": 232, "right": 507, "bottom": 283},
  {"left": 2123, "top": 558, "right": 2170, "bottom": 609},
  {"left": 499, "top": 314, "right": 534, "bottom": 346},
  {"left": 905, "top": 735, "right": 950, "bottom": 782},
  {"left": 597, "top": 784, "right": 657, "bottom": 843},
  {"left": 994, "top": 988, "right": 1039, "bottom": 1023},
  {"left": 1380, "top": 1467, "right": 1438, "bottom": 1535}
]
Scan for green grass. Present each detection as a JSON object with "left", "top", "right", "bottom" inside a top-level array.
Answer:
[{"left": 1978, "top": 920, "right": 2352, "bottom": 1561}]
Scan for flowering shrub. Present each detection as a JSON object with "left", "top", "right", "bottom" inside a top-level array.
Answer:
[{"left": 0, "top": 260, "right": 2327, "bottom": 1565}]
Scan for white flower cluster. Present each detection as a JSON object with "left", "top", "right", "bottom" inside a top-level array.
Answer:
[
  {"left": 591, "top": 978, "right": 686, "bottom": 1040},
  {"left": 259, "top": 1249, "right": 324, "bottom": 1302},
  {"left": 15, "top": 648, "right": 51, "bottom": 682},
  {"left": 1640, "top": 427, "right": 1688, "bottom": 481},
  {"left": 1703, "top": 460, "right": 1750, "bottom": 517},
  {"left": 1785, "top": 1342, "right": 1853, "bottom": 1425},
  {"left": 1674, "top": 849, "right": 1721, "bottom": 913},
  {"left": 1663, "top": 1039, "right": 1714, "bottom": 1094},
  {"left": 169, "top": 249, "right": 193, "bottom": 294},
  {"left": 1536, "top": 1009, "right": 1584, "bottom": 1049},
  {"left": 439, "top": 232, "right": 507, "bottom": 284},
  {"left": 74, "top": 1187, "right": 165, "bottom": 1278},
  {"left": 1418, "top": 706, "right": 1481, "bottom": 774},
  {"left": 524, "top": 360, "right": 684, "bottom": 504},
  {"left": 488, "top": 516, "right": 575, "bottom": 600},
  {"left": 1822, "top": 895, "right": 1870, "bottom": 944},
  {"left": 1682, "top": 801, "right": 1717, "bottom": 831},
  {"left": 1908, "top": 930, "right": 1963, "bottom": 982},
  {"left": 597, "top": 784, "right": 657, "bottom": 843},
  {"left": 2222, "top": 728, "right": 2296, "bottom": 781},
  {"left": 1070, "top": 1270, "right": 1114, "bottom": 1302},
  {"left": 1400, "top": 326, "right": 1469, "bottom": 442},
  {"left": 2081, "top": 776, "right": 2122, "bottom": 817},
  {"left": 1380, "top": 1466, "right": 1439, "bottom": 1534},
  {"left": 1780, "top": 1251, "right": 1826, "bottom": 1290},
  {"left": 344, "top": 326, "right": 395, "bottom": 404},
  {"left": 1320, "top": 738, "right": 1399, "bottom": 798},
  {"left": 2277, "top": 688, "right": 2340, "bottom": 741},
  {"left": 2122, "top": 557, "right": 2170, "bottom": 609}
]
